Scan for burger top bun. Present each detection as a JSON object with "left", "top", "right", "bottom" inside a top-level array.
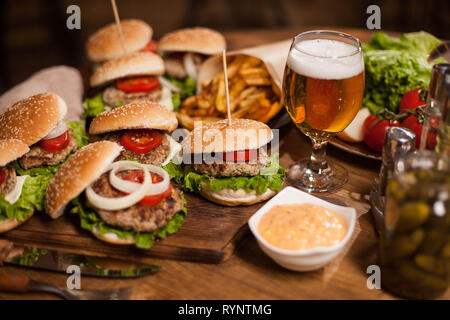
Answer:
[
  {"left": 89, "top": 102, "right": 178, "bottom": 135},
  {"left": 182, "top": 118, "right": 273, "bottom": 154},
  {"left": 44, "top": 141, "right": 123, "bottom": 219},
  {"left": 158, "top": 27, "right": 226, "bottom": 55},
  {"left": 87, "top": 19, "right": 153, "bottom": 62},
  {"left": 0, "top": 93, "right": 67, "bottom": 146},
  {"left": 0, "top": 139, "right": 30, "bottom": 166},
  {"left": 90, "top": 52, "right": 164, "bottom": 87}
]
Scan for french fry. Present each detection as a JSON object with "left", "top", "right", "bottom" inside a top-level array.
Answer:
[
  {"left": 244, "top": 76, "right": 271, "bottom": 86},
  {"left": 197, "top": 97, "right": 212, "bottom": 109},
  {"left": 215, "top": 78, "right": 226, "bottom": 112},
  {"left": 182, "top": 96, "right": 197, "bottom": 108},
  {"left": 176, "top": 112, "right": 195, "bottom": 131},
  {"left": 258, "top": 101, "right": 282, "bottom": 123},
  {"left": 239, "top": 67, "right": 269, "bottom": 78},
  {"left": 226, "top": 55, "right": 247, "bottom": 78},
  {"left": 241, "top": 56, "right": 262, "bottom": 69}
]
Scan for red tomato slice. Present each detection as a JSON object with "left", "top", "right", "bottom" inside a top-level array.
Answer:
[
  {"left": 116, "top": 76, "right": 159, "bottom": 93},
  {"left": 0, "top": 169, "right": 6, "bottom": 186},
  {"left": 120, "top": 129, "right": 162, "bottom": 154},
  {"left": 223, "top": 150, "right": 258, "bottom": 162},
  {"left": 39, "top": 130, "right": 70, "bottom": 152},
  {"left": 140, "top": 40, "right": 158, "bottom": 54},
  {"left": 122, "top": 171, "right": 171, "bottom": 206},
  {"left": 363, "top": 115, "right": 400, "bottom": 152},
  {"left": 399, "top": 89, "right": 426, "bottom": 113}
]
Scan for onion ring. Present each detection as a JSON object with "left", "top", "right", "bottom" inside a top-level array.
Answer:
[
  {"left": 43, "top": 121, "right": 69, "bottom": 140},
  {"left": 158, "top": 76, "right": 182, "bottom": 93},
  {"left": 184, "top": 52, "right": 198, "bottom": 80}
]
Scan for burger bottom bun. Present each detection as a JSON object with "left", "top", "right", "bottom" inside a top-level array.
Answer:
[
  {"left": 0, "top": 214, "right": 33, "bottom": 234},
  {"left": 91, "top": 227, "right": 135, "bottom": 245},
  {"left": 199, "top": 182, "right": 277, "bottom": 206}
]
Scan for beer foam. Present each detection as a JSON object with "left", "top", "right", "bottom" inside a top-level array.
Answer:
[{"left": 287, "top": 39, "right": 363, "bottom": 80}]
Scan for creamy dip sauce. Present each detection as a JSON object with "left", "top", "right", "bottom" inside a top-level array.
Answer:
[{"left": 258, "top": 203, "right": 347, "bottom": 250}]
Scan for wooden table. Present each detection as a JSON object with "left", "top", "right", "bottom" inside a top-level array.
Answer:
[{"left": 1, "top": 27, "right": 448, "bottom": 300}]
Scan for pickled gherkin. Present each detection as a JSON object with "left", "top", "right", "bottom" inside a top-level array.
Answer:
[{"left": 380, "top": 168, "right": 450, "bottom": 299}]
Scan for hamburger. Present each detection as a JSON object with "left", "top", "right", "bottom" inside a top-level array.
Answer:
[
  {"left": 179, "top": 119, "right": 285, "bottom": 206},
  {"left": 0, "top": 93, "right": 86, "bottom": 172},
  {"left": 83, "top": 51, "right": 181, "bottom": 119},
  {"left": 86, "top": 19, "right": 155, "bottom": 63},
  {"left": 89, "top": 102, "right": 181, "bottom": 167},
  {"left": 44, "top": 141, "right": 186, "bottom": 249},
  {"left": 0, "top": 139, "right": 41, "bottom": 233}
]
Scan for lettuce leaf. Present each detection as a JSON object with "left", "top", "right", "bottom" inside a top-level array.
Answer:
[
  {"left": 0, "top": 174, "right": 51, "bottom": 221},
  {"left": 71, "top": 193, "right": 187, "bottom": 250},
  {"left": 183, "top": 153, "right": 285, "bottom": 194},
  {"left": 66, "top": 121, "right": 89, "bottom": 148},
  {"left": 82, "top": 93, "right": 105, "bottom": 118},
  {"left": 165, "top": 76, "right": 197, "bottom": 111},
  {"left": 163, "top": 161, "right": 185, "bottom": 184},
  {"left": 362, "top": 31, "right": 444, "bottom": 114}
]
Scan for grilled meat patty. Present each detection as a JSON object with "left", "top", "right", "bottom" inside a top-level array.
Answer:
[
  {"left": 93, "top": 131, "right": 170, "bottom": 165},
  {"left": 19, "top": 129, "right": 77, "bottom": 169},
  {"left": 89, "top": 172, "right": 184, "bottom": 232},
  {"left": 0, "top": 165, "right": 17, "bottom": 195},
  {"left": 184, "top": 148, "right": 271, "bottom": 177},
  {"left": 102, "top": 86, "right": 162, "bottom": 108}
]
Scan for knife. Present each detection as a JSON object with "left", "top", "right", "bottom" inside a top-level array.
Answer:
[{"left": 4, "top": 246, "right": 161, "bottom": 278}]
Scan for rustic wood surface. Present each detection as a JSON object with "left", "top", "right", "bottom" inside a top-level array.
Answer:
[{"left": 1, "top": 27, "right": 449, "bottom": 300}]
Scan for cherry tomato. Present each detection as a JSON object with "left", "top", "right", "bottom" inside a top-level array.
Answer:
[
  {"left": 223, "top": 150, "right": 257, "bottom": 162},
  {"left": 116, "top": 76, "right": 159, "bottom": 93},
  {"left": 401, "top": 114, "right": 423, "bottom": 148},
  {"left": 39, "top": 130, "right": 70, "bottom": 152},
  {"left": 140, "top": 40, "right": 158, "bottom": 54},
  {"left": 122, "top": 171, "right": 172, "bottom": 206},
  {"left": 399, "top": 89, "right": 426, "bottom": 113},
  {"left": 120, "top": 129, "right": 162, "bottom": 154},
  {"left": 0, "top": 169, "right": 6, "bottom": 186},
  {"left": 363, "top": 115, "right": 400, "bottom": 152}
]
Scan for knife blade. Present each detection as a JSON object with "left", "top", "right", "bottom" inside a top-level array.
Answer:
[{"left": 4, "top": 246, "right": 161, "bottom": 278}]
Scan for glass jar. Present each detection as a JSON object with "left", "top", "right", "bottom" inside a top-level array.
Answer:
[{"left": 380, "top": 151, "right": 450, "bottom": 299}]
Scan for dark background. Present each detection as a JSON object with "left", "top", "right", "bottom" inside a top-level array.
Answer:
[{"left": 0, "top": 0, "right": 448, "bottom": 92}]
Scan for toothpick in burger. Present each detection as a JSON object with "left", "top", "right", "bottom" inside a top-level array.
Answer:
[
  {"left": 44, "top": 141, "right": 186, "bottom": 249},
  {"left": 180, "top": 119, "right": 285, "bottom": 206}
]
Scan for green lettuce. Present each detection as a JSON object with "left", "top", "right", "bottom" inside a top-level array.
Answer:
[
  {"left": 163, "top": 161, "right": 185, "bottom": 184},
  {"left": 71, "top": 193, "right": 187, "bottom": 250},
  {"left": 0, "top": 174, "right": 51, "bottom": 221},
  {"left": 66, "top": 120, "right": 89, "bottom": 148},
  {"left": 183, "top": 153, "right": 285, "bottom": 194},
  {"left": 362, "top": 31, "right": 444, "bottom": 114},
  {"left": 165, "top": 76, "right": 196, "bottom": 111},
  {"left": 82, "top": 93, "right": 105, "bottom": 118}
]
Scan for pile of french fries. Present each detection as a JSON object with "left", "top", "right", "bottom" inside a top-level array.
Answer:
[{"left": 177, "top": 55, "right": 282, "bottom": 130}]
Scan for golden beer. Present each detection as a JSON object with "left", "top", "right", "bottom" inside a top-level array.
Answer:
[{"left": 283, "top": 38, "right": 364, "bottom": 141}]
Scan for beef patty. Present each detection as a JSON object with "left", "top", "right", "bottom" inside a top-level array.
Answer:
[
  {"left": 19, "top": 129, "right": 77, "bottom": 169},
  {"left": 89, "top": 172, "right": 184, "bottom": 232},
  {"left": 0, "top": 165, "right": 17, "bottom": 196},
  {"left": 184, "top": 148, "right": 271, "bottom": 177},
  {"left": 102, "top": 86, "right": 162, "bottom": 108},
  {"left": 93, "top": 131, "right": 170, "bottom": 165}
]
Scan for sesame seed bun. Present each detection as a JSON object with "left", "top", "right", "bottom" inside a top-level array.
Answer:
[
  {"left": 0, "top": 139, "right": 30, "bottom": 166},
  {"left": 158, "top": 27, "right": 226, "bottom": 55},
  {"left": 182, "top": 119, "right": 273, "bottom": 154},
  {"left": 199, "top": 183, "right": 277, "bottom": 206},
  {"left": 87, "top": 19, "right": 153, "bottom": 62},
  {"left": 89, "top": 102, "right": 178, "bottom": 135},
  {"left": 90, "top": 52, "right": 164, "bottom": 87},
  {"left": 44, "top": 141, "right": 123, "bottom": 219},
  {"left": 91, "top": 227, "right": 136, "bottom": 245},
  {"left": 0, "top": 93, "right": 67, "bottom": 146},
  {"left": 0, "top": 215, "right": 33, "bottom": 234}
]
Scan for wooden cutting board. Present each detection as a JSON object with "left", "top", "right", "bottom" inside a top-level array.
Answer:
[{"left": 1, "top": 187, "right": 370, "bottom": 264}]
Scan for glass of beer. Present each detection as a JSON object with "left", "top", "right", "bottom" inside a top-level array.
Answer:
[{"left": 282, "top": 30, "right": 364, "bottom": 192}]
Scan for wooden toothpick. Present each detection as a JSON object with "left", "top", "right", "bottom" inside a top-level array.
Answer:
[
  {"left": 222, "top": 50, "right": 232, "bottom": 126},
  {"left": 111, "top": 0, "right": 127, "bottom": 55}
]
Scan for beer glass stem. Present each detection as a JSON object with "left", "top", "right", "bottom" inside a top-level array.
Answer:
[{"left": 309, "top": 138, "right": 328, "bottom": 172}]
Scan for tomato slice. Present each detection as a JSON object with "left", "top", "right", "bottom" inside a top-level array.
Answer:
[
  {"left": 122, "top": 171, "right": 172, "bottom": 206},
  {"left": 0, "top": 169, "right": 6, "bottom": 186},
  {"left": 140, "top": 40, "right": 158, "bottom": 54},
  {"left": 116, "top": 76, "right": 159, "bottom": 93},
  {"left": 223, "top": 150, "right": 258, "bottom": 162},
  {"left": 39, "top": 130, "right": 70, "bottom": 152},
  {"left": 120, "top": 129, "right": 162, "bottom": 154}
]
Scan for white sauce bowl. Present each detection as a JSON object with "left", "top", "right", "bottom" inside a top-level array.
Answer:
[{"left": 248, "top": 186, "right": 356, "bottom": 271}]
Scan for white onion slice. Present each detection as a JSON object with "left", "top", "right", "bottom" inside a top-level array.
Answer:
[
  {"left": 158, "top": 76, "right": 182, "bottom": 93},
  {"left": 86, "top": 161, "right": 151, "bottom": 211},
  {"left": 183, "top": 52, "right": 198, "bottom": 80},
  {"left": 43, "top": 121, "right": 69, "bottom": 140},
  {"left": 109, "top": 163, "right": 170, "bottom": 196}
]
